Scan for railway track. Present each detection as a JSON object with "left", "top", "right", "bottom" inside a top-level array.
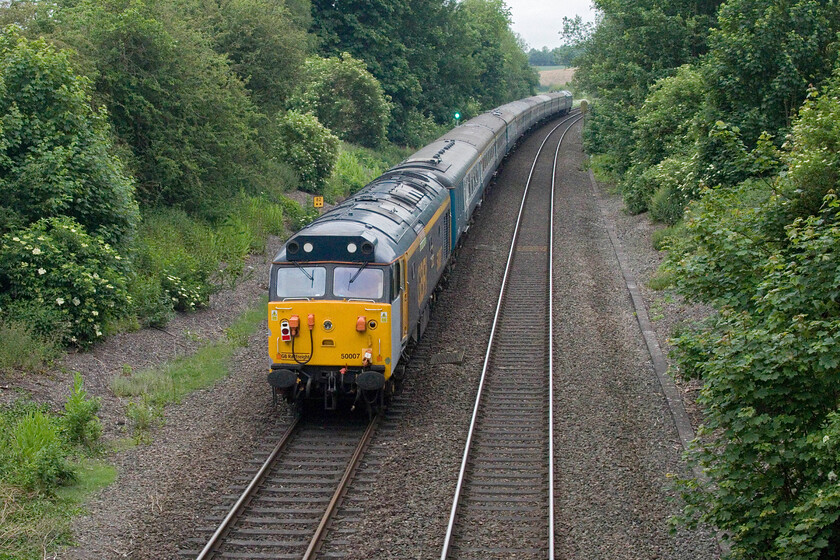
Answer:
[
  {"left": 441, "top": 113, "right": 583, "bottom": 560},
  {"left": 185, "top": 413, "right": 378, "bottom": 560}
]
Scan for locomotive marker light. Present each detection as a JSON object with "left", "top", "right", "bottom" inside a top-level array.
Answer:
[{"left": 280, "top": 320, "right": 292, "bottom": 342}]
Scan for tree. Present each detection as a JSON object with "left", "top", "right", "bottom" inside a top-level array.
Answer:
[
  {"left": 289, "top": 53, "right": 391, "bottom": 148},
  {"left": 668, "top": 65, "right": 840, "bottom": 560},
  {"left": 196, "top": 0, "right": 311, "bottom": 114},
  {"left": 53, "top": 0, "right": 264, "bottom": 213},
  {"left": 574, "top": 0, "right": 722, "bottom": 174},
  {"left": 0, "top": 26, "right": 138, "bottom": 247}
]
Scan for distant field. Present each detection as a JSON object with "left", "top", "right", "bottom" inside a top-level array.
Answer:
[
  {"left": 533, "top": 65, "right": 566, "bottom": 72},
  {"left": 539, "top": 67, "right": 575, "bottom": 88}
]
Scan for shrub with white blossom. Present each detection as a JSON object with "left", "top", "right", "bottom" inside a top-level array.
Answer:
[{"left": 0, "top": 217, "right": 131, "bottom": 346}]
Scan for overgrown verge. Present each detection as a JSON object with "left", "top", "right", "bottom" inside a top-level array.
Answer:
[
  {"left": 0, "top": 374, "right": 113, "bottom": 560},
  {"left": 112, "top": 296, "right": 269, "bottom": 442}
]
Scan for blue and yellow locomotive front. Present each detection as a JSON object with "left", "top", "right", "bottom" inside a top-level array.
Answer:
[{"left": 267, "top": 224, "right": 405, "bottom": 411}]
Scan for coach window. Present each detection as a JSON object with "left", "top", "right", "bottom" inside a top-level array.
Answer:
[{"left": 276, "top": 266, "right": 326, "bottom": 298}]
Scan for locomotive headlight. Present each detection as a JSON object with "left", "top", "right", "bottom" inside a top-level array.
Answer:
[
  {"left": 323, "top": 319, "right": 333, "bottom": 331},
  {"left": 303, "top": 242, "right": 314, "bottom": 253},
  {"left": 347, "top": 243, "right": 357, "bottom": 254}
]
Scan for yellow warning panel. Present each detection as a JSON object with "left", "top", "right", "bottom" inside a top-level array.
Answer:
[{"left": 313, "top": 196, "right": 324, "bottom": 208}]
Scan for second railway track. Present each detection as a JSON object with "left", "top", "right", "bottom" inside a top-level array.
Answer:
[{"left": 441, "top": 113, "right": 582, "bottom": 560}]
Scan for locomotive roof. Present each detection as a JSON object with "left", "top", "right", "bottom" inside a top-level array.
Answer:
[{"left": 274, "top": 169, "right": 449, "bottom": 265}]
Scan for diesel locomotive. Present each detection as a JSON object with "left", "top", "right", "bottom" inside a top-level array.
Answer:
[{"left": 267, "top": 92, "right": 573, "bottom": 412}]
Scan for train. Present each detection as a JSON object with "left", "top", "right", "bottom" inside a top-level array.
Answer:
[{"left": 267, "top": 91, "right": 573, "bottom": 413}]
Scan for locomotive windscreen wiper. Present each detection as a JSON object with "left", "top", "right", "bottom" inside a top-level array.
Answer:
[
  {"left": 349, "top": 261, "right": 368, "bottom": 284},
  {"left": 294, "top": 261, "right": 314, "bottom": 285}
]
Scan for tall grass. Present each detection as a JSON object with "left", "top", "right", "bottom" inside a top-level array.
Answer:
[{"left": 0, "top": 321, "right": 59, "bottom": 375}]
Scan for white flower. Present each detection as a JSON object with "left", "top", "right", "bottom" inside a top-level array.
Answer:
[
  {"left": 12, "top": 237, "right": 20, "bottom": 242},
  {"left": 56, "top": 297, "right": 65, "bottom": 305},
  {"left": 91, "top": 310, "right": 99, "bottom": 316},
  {"left": 830, "top": 471, "right": 837, "bottom": 482},
  {"left": 72, "top": 297, "right": 80, "bottom": 306},
  {"left": 32, "top": 248, "right": 41, "bottom": 255},
  {"left": 38, "top": 268, "right": 46, "bottom": 275},
  {"left": 824, "top": 435, "right": 831, "bottom": 444}
]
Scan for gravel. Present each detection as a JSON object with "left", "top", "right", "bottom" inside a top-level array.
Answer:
[{"left": 0, "top": 115, "right": 716, "bottom": 559}]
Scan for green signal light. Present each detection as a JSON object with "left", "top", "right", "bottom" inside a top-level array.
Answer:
[{"left": 454, "top": 112, "right": 461, "bottom": 120}]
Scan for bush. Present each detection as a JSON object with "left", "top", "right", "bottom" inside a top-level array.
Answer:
[
  {"left": 289, "top": 53, "right": 391, "bottom": 148},
  {"left": 62, "top": 372, "right": 101, "bottom": 449},
  {"left": 274, "top": 110, "right": 339, "bottom": 193},
  {"left": 0, "top": 217, "right": 132, "bottom": 346},
  {"left": 1, "top": 406, "right": 74, "bottom": 492}
]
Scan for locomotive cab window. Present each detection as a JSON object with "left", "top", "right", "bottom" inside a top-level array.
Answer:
[
  {"left": 276, "top": 266, "right": 326, "bottom": 298},
  {"left": 333, "top": 267, "right": 385, "bottom": 300}
]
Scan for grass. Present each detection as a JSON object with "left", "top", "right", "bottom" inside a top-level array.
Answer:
[
  {"left": 0, "top": 459, "right": 116, "bottom": 560},
  {"left": 532, "top": 65, "right": 569, "bottom": 71},
  {"left": 112, "top": 295, "right": 268, "bottom": 438},
  {"left": 589, "top": 154, "right": 621, "bottom": 184},
  {"left": 0, "top": 321, "right": 60, "bottom": 375}
]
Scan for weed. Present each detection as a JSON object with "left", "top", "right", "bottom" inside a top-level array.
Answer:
[
  {"left": 0, "top": 320, "right": 59, "bottom": 375},
  {"left": 62, "top": 372, "right": 102, "bottom": 449},
  {"left": 126, "top": 397, "right": 164, "bottom": 443},
  {"left": 647, "top": 269, "right": 675, "bottom": 291}
]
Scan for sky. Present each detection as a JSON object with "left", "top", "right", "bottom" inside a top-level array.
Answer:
[{"left": 505, "top": 0, "right": 597, "bottom": 50}]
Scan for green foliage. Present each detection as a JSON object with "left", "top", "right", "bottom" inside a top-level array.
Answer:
[
  {"left": 0, "top": 320, "right": 59, "bottom": 374},
  {"left": 200, "top": 0, "right": 310, "bottom": 113},
  {"left": 273, "top": 110, "right": 339, "bottom": 193},
  {"left": 704, "top": 0, "right": 840, "bottom": 145},
  {"left": 670, "top": 70, "right": 840, "bottom": 558},
  {"left": 62, "top": 372, "right": 101, "bottom": 449},
  {"left": 0, "top": 217, "right": 132, "bottom": 346},
  {"left": 53, "top": 0, "right": 264, "bottom": 213},
  {"left": 289, "top": 53, "right": 391, "bottom": 148},
  {"left": 323, "top": 143, "right": 406, "bottom": 201},
  {"left": 0, "top": 403, "right": 73, "bottom": 493},
  {"left": 0, "top": 26, "right": 139, "bottom": 247},
  {"left": 130, "top": 208, "right": 251, "bottom": 325},
  {"left": 310, "top": 0, "right": 536, "bottom": 142},
  {"left": 125, "top": 396, "right": 163, "bottom": 442},
  {"left": 279, "top": 196, "right": 319, "bottom": 230},
  {"left": 575, "top": 0, "right": 721, "bottom": 172},
  {"left": 228, "top": 194, "right": 288, "bottom": 253}
]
